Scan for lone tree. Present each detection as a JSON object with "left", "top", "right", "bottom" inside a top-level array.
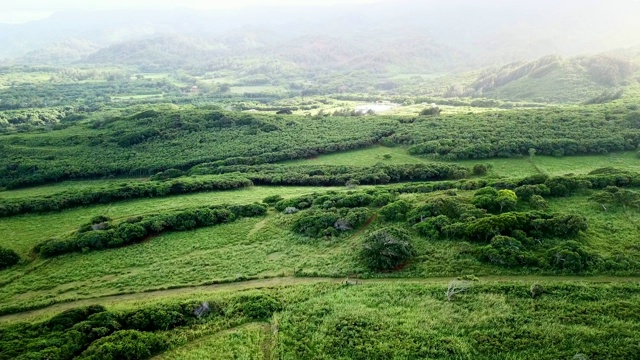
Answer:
[{"left": 360, "top": 227, "right": 416, "bottom": 271}]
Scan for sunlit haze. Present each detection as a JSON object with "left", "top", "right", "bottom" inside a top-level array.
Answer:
[{"left": 0, "top": 0, "right": 381, "bottom": 23}]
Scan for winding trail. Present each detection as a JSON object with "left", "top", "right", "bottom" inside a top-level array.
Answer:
[{"left": 1, "top": 275, "right": 639, "bottom": 323}]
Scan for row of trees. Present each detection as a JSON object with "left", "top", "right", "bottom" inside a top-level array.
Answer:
[
  {"left": 392, "top": 168, "right": 640, "bottom": 198},
  {"left": 0, "top": 174, "right": 252, "bottom": 217},
  {"left": 34, "top": 203, "right": 267, "bottom": 257},
  {"left": 203, "top": 163, "right": 470, "bottom": 187}
]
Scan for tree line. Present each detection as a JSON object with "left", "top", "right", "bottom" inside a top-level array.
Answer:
[{"left": 0, "top": 174, "right": 252, "bottom": 218}]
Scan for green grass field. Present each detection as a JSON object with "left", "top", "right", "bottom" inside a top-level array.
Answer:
[
  {"left": 2, "top": 80, "right": 640, "bottom": 358},
  {"left": 231, "top": 86, "right": 286, "bottom": 94},
  {"left": 4, "top": 281, "right": 639, "bottom": 359},
  {"left": 286, "top": 145, "right": 640, "bottom": 177},
  {"left": 2, "top": 182, "right": 640, "bottom": 317},
  {"left": 0, "top": 186, "right": 348, "bottom": 254}
]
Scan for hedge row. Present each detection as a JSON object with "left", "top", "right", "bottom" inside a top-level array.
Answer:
[
  {"left": 274, "top": 189, "right": 396, "bottom": 213},
  {"left": 191, "top": 163, "right": 470, "bottom": 186},
  {"left": 0, "top": 174, "right": 252, "bottom": 218},
  {"left": 393, "top": 168, "right": 640, "bottom": 197},
  {"left": 34, "top": 203, "right": 267, "bottom": 258}
]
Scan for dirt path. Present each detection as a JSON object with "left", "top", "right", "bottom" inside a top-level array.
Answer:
[
  {"left": 1, "top": 275, "right": 639, "bottom": 323},
  {"left": 260, "top": 323, "right": 274, "bottom": 360},
  {"left": 347, "top": 213, "right": 378, "bottom": 241}
]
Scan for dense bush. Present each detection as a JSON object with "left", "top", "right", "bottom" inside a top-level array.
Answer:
[
  {"left": 379, "top": 200, "right": 413, "bottom": 222},
  {"left": 0, "top": 289, "right": 291, "bottom": 359},
  {"left": 262, "top": 194, "right": 284, "bottom": 205},
  {"left": 514, "top": 184, "right": 550, "bottom": 200},
  {"left": 546, "top": 241, "right": 597, "bottom": 272},
  {"left": 0, "top": 174, "right": 253, "bottom": 218},
  {"left": 408, "top": 196, "right": 484, "bottom": 225},
  {"left": 233, "top": 294, "right": 282, "bottom": 320},
  {"left": 291, "top": 208, "right": 371, "bottom": 238},
  {"left": 458, "top": 212, "right": 587, "bottom": 243},
  {"left": 472, "top": 188, "right": 518, "bottom": 213},
  {"left": 400, "top": 192, "right": 589, "bottom": 271},
  {"left": 419, "top": 106, "right": 441, "bottom": 116},
  {"left": 472, "top": 163, "right": 491, "bottom": 176},
  {"left": 0, "top": 247, "right": 20, "bottom": 270},
  {"left": 360, "top": 227, "right": 416, "bottom": 271},
  {"left": 476, "top": 236, "right": 539, "bottom": 267},
  {"left": 77, "top": 330, "right": 168, "bottom": 360},
  {"left": 276, "top": 189, "right": 396, "bottom": 213},
  {"left": 0, "top": 297, "right": 223, "bottom": 360},
  {"left": 34, "top": 203, "right": 268, "bottom": 257},
  {"left": 590, "top": 186, "right": 640, "bottom": 209}
]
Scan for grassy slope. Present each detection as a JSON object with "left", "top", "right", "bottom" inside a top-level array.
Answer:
[
  {"left": 0, "top": 186, "right": 348, "bottom": 254},
  {"left": 5, "top": 282, "right": 639, "bottom": 360},
  {"left": 2, "top": 184, "right": 640, "bottom": 314},
  {"left": 488, "top": 62, "right": 606, "bottom": 103},
  {"left": 154, "top": 322, "right": 269, "bottom": 360},
  {"left": 286, "top": 145, "right": 640, "bottom": 177},
  {"left": 2, "top": 143, "right": 640, "bottom": 357}
]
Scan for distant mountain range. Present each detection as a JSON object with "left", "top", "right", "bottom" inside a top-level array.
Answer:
[{"left": 1, "top": 0, "right": 639, "bottom": 72}]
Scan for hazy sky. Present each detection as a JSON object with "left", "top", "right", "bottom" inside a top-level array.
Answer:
[{"left": 0, "top": 0, "right": 381, "bottom": 24}]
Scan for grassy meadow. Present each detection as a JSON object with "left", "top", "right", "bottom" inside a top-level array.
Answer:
[
  {"left": 2, "top": 95, "right": 640, "bottom": 358},
  {"left": 3, "top": 281, "right": 639, "bottom": 359},
  {"left": 286, "top": 145, "right": 640, "bottom": 177}
]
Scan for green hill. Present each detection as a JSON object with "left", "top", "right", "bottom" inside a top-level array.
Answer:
[{"left": 446, "top": 54, "right": 638, "bottom": 103}]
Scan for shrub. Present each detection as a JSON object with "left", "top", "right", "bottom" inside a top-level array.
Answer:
[
  {"left": 415, "top": 215, "right": 453, "bottom": 238},
  {"left": 496, "top": 189, "right": 518, "bottom": 213},
  {"left": 0, "top": 246, "right": 20, "bottom": 270},
  {"left": 235, "top": 294, "right": 282, "bottom": 320},
  {"left": 77, "top": 330, "right": 168, "bottom": 360},
  {"left": 149, "top": 168, "right": 184, "bottom": 181},
  {"left": 529, "top": 195, "right": 548, "bottom": 210},
  {"left": 90, "top": 215, "right": 112, "bottom": 224},
  {"left": 45, "top": 305, "right": 108, "bottom": 332},
  {"left": 473, "top": 187, "right": 517, "bottom": 213},
  {"left": 408, "top": 196, "right": 483, "bottom": 224},
  {"left": 360, "top": 227, "right": 416, "bottom": 271},
  {"left": 546, "top": 241, "right": 595, "bottom": 272},
  {"left": 514, "top": 184, "right": 550, "bottom": 200},
  {"left": 420, "top": 106, "right": 442, "bottom": 116},
  {"left": 476, "top": 236, "right": 539, "bottom": 267},
  {"left": 263, "top": 194, "right": 284, "bottom": 205},
  {"left": 342, "top": 208, "right": 371, "bottom": 229},
  {"left": 472, "top": 164, "right": 490, "bottom": 176},
  {"left": 530, "top": 283, "right": 545, "bottom": 298},
  {"left": 379, "top": 200, "right": 412, "bottom": 222},
  {"left": 119, "top": 305, "right": 189, "bottom": 331},
  {"left": 292, "top": 210, "right": 340, "bottom": 237}
]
